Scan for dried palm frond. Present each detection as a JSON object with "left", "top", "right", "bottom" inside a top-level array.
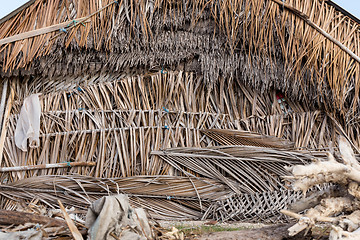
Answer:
[
  {"left": 152, "top": 146, "right": 323, "bottom": 194},
  {"left": 201, "top": 129, "right": 294, "bottom": 148},
  {"left": 2, "top": 111, "right": 339, "bottom": 182},
  {"left": 0, "top": 175, "right": 232, "bottom": 220},
  {"left": 0, "top": 174, "right": 325, "bottom": 222},
  {"left": 9, "top": 71, "right": 343, "bottom": 150}
]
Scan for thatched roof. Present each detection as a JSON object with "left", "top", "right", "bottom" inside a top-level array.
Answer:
[{"left": 0, "top": 0, "right": 360, "bottom": 117}]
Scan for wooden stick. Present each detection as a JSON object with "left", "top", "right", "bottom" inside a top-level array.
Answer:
[
  {"left": 0, "top": 81, "right": 14, "bottom": 166},
  {"left": 110, "top": 232, "right": 122, "bottom": 240},
  {"left": 280, "top": 209, "right": 303, "bottom": 219},
  {"left": 134, "top": 210, "right": 151, "bottom": 240},
  {"left": 0, "top": 79, "right": 8, "bottom": 128},
  {"left": 270, "top": 0, "right": 360, "bottom": 64},
  {"left": 0, "top": 162, "right": 96, "bottom": 172},
  {"left": 281, "top": 209, "right": 337, "bottom": 223},
  {"left": 0, "top": 17, "right": 87, "bottom": 46},
  {"left": 58, "top": 200, "right": 84, "bottom": 240},
  {"left": 0, "top": 209, "right": 67, "bottom": 227}
]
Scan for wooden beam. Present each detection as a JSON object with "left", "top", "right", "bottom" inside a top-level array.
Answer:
[
  {"left": 0, "top": 162, "right": 96, "bottom": 172},
  {"left": 0, "top": 0, "right": 116, "bottom": 46}
]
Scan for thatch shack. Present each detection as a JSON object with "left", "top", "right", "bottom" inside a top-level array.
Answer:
[{"left": 0, "top": 0, "right": 359, "bottom": 223}]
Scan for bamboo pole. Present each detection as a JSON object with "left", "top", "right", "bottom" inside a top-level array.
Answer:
[
  {"left": 0, "top": 162, "right": 96, "bottom": 172},
  {"left": 0, "top": 81, "right": 14, "bottom": 166}
]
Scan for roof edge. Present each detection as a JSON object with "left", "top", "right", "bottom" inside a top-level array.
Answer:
[
  {"left": 0, "top": 0, "right": 36, "bottom": 25},
  {"left": 0, "top": 0, "right": 359, "bottom": 26},
  {"left": 325, "top": 0, "right": 360, "bottom": 25}
]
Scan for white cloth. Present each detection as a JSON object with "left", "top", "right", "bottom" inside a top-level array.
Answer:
[
  {"left": 14, "top": 94, "right": 41, "bottom": 151},
  {"left": 86, "top": 195, "right": 152, "bottom": 240}
]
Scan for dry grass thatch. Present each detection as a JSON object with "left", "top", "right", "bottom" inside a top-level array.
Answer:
[{"left": 0, "top": 0, "right": 359, "bottom": 117}]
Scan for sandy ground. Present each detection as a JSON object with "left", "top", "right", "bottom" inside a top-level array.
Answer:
[
  {"left": 197, "top": 224, "right": 293, "bottom": 240},
  {"left": 158, "top": 220, "right": 269, "bottom": 230},
  {"left": 157, "top": 221, "right": 324, "bottom": 240}
]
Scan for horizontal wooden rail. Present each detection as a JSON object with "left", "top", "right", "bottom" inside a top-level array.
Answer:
[
  {"left": 0, "top": 17, "right": 87, "bottom": 46},
  {"left": 0, "top": 162, "right": 96, "bottom": 172}
]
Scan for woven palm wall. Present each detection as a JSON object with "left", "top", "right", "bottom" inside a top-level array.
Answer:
[
  {"left": 0, "top": 69, "right": 350, "bottom": 222},
  {"left": 0, "top": 71, "right": 338, "bottom": 181}
]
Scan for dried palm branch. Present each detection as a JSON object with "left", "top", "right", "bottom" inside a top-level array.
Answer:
[
  {"left": 201, "top": 129, "right": 294, "bottom": 148},
  {"left": 152, "top": 146, "right": 323, "bottom": 194},
  {"left": 0, "top": 175, "right": 232, "bottom": 220},
  {"left": 0, "top": 173, "right": 329, "bottom": 222},
  {"left": 1, "top": 71, "right": 343, "bottom": 183}
]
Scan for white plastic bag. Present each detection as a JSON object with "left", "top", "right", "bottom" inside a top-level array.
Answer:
[{"left": 14, "top": 94, "right": 41, "bottom": 151}]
